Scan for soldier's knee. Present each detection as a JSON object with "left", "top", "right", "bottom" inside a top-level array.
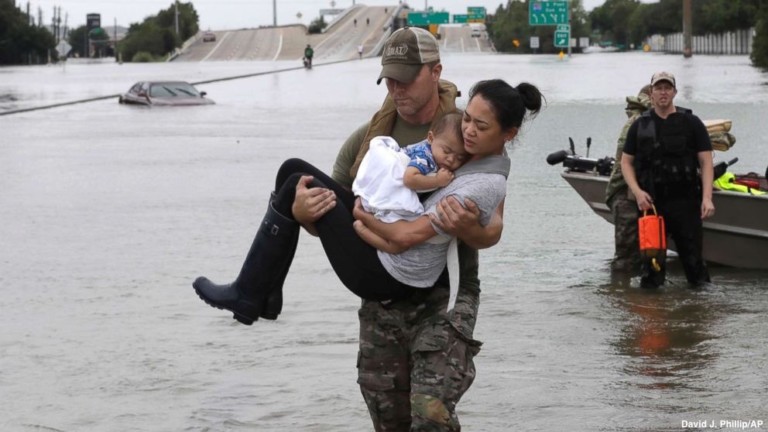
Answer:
[{"left": 411, "top": 393, "right": 459, "bottom": 431}]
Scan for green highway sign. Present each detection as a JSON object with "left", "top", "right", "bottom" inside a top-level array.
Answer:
[
  {"left": 467, "top": 6, "right": 486, "bottom": 22},
  {"left": 529, "top": 1, "right": 569, "bottom": 26},
  {"left": 408, "top": 11, "right": 449, "bottom": 26},
  {"left": 554, "top": 30, "right": 569, "bottom": 47},
  {"left": 453, "top": 14, "right": 468, "bottom": 23}
]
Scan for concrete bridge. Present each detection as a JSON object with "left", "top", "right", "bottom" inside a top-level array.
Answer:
[{"left": 172, "top": 4, "right": 493, "bottom": 63}]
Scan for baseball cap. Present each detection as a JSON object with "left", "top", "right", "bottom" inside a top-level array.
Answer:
[
  {"left": 650, "top": 71, "right": 676, "bottom": 88},
  {"left": 377, "top": 27, "right": 440, "bottom": 85}
]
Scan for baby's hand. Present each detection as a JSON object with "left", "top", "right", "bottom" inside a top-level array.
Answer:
[{"left": 436, "top": 168, "right": 454, "bottom": 187}]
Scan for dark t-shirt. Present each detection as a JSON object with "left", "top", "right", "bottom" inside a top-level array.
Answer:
[{"left": 623, "top": 109, "right": 712, "bottom": 156}]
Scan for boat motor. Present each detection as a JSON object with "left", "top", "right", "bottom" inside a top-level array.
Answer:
[
  {"left": 546, "top": 149, "right": 614, "bottom": 175},
  {"left": 547, "top": 137, "right": 614, "bottom": 175},
  {"left": 713, "top": 157, "right": 739, "bottom": 179}
]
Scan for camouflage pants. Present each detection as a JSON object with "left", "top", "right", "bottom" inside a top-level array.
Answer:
[
  {"left": 357, "top": 285, "right": 481, "bottom": 432},
  {"left": 608, "top": 190, "right": 641, "bottom": 273}
]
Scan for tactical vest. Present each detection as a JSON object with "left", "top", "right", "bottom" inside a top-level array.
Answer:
[{"left": 634, "top": 107, "right": 700, "bottom": 191}]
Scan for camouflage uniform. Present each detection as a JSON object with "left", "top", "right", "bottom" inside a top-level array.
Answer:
[
  {"left": 605, "top": 91, "right": 651, "bottom": 273},
  {"left": 333, "top": 79, "right": 481, "bottom": 431},
  {"left": 356, "top": 248, "right": 481, "bottom": 432}
]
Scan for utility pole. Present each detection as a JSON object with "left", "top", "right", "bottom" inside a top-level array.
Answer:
[
  {"left": 175, "top": 1, "right": 179, "bottom": 35},
  {"left": 273, "top": 0, "right": 277, "bottom": 27},
  {"left": 682, "top": 0, "right": 692, "bottom": 57}
]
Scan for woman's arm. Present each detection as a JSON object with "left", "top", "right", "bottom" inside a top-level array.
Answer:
[
  {"left": 352, "top": 199, "right": 437, "bottom": 253},
  {"left": 430, "top": 197, "right": 504, "bottom": 249}
]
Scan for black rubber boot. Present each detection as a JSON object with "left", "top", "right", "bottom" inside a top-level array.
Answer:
[
  {"left": 193, "top": 201, "right": 299, "bottom": 325},
  {"left": 257, "top": 192, "right": 298, "bottom": 320},
  {"left": 259, "top": 193, "right": 298, "bottom": 320}
]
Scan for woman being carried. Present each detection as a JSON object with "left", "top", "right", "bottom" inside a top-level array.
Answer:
[{"left": 192, "top": 79, "right": 543, "bottom": 325}]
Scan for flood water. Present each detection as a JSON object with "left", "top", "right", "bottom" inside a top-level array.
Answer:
[{"left": 1, "top": 53, "right": 767, "bottom": 431}]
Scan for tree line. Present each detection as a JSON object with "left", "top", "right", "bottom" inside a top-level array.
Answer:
[
  {"left": 0, "top": 0, "right": 55, "bottom": 64},
  {"left": 2, "top": 0, "right": 768, "bottom": 69},
  {"left": 0, "top": 0, "right": 200, "bottom": 64},
  {"left": 488, "top": 0, "right": 768, "bottom": 68},
  {"left": 66, "top": 2, "right": 201, "bottom": 62}
]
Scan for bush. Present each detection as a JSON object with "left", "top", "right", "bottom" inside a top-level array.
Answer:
[
  {"left": 308, "top": 16, "right": 327, "bottom": 34},
  {"left": 131, "top": 51, "right": 156, "bottom": 62}
]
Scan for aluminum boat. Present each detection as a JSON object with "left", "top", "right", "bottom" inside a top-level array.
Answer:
[{"left": 550, "top": 151, "right": 768, "bottom": 270}]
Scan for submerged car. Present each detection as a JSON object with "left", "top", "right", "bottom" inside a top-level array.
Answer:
[{"left": 118, "top": 81, "right": 214, "bottom": 106}]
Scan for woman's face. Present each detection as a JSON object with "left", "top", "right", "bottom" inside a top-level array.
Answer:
[{"left": 462, "top": 95, "right": 517, "bottom": 158}]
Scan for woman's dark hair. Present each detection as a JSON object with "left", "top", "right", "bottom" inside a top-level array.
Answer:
[
  {"left": 468, "top": 79, "right": 544, "bottom": 131},
  {"left": 431, "top": 110, "right": 463, "bottom": 141}
]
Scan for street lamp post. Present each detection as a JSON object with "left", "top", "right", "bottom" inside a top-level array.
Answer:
[{"left": 682, "top": 0, "right": 692, "bottom": 57}]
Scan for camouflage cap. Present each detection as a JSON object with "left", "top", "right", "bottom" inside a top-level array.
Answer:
[
  {"left": 625, "top": 84, "right": 652, "bottom": 111},
  {"left": 377, "top": 27, "right": 440, "bottom": 85},
  {"left": 650, "top": 71, "right": 676, "bottom": 88}
]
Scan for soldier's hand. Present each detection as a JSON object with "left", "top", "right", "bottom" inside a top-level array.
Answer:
[
  {"left": 635, "top": 190, "right": 653, "bottom": 212},
  {"left": 292, "top": 175, "right": 335, "bottom": 226},
  {"left": 701, "top": 197, "right": 715, "bottom": 219}
]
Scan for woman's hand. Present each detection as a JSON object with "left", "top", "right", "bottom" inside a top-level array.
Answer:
[
  {"left": 431, "top": 197, "right": 504, "bottom": 249},
  {"left": 430, "top": 196, "right": 480, "bottom": 236}
]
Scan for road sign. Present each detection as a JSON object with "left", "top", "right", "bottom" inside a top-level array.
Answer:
[
  {"left": 554, "top": 30, "right": 569, "bottom": 48},
  {"left": 55, "top": 40, "right": 72, "bottom": 56},
  {"left": 408, "top": 11, "right": 449, "bottom": 26},
  {"left": 529, "top": 1, "right": 569, "bottom": 26},
  {"left": 467, "top": 6, "right": 486, "bottom": 22},
  {"left": 453, "top": 14, "right": 468, "bottom": 23},
  {"left": 556, "top": 24, "right": 570, "bottom": 32},
  {"left": 530, "top": 36, "right": 540, "bottom": 49}
]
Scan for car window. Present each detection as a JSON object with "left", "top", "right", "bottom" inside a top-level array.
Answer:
[{"left": 150, "top": 83, "right": 200, "bottom": 98}]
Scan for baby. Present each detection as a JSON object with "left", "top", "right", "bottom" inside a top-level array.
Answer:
[{"left": 352, "top": 111, "right": 468, "bottom": 223}]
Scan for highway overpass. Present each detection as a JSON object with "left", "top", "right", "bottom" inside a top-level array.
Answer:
[{"left": 172, "top": 5, "right": 493, "bottom": 63}]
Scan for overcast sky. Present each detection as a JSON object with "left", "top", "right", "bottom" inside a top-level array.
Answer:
[{"left": 23, "top": 0, "right": 623, "bottom": 30}]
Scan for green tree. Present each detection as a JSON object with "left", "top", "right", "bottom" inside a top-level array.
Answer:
[
  {"left": 751, "top": 0, "right": 768, "bottom": 69},
  {"left": 590, "top": 0, "right": 647, "bottom": 48},
  {"left": 700, "top": 0, "right": 759, "bottom": 34},
  {"left": 67, "top": 25, "right": 88, "bottom": 58},
  {"left": 308, "top": 15, "right": 327, "bottom": 34},
  {"left": 118, "top": 1, "right": 199, "bottom": 62},
  {"left": 0, "top": 0, "right": 56, "bottom": 64},
  {"left": 488, "top": 1, "right": 529, "bottom": 52}
]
